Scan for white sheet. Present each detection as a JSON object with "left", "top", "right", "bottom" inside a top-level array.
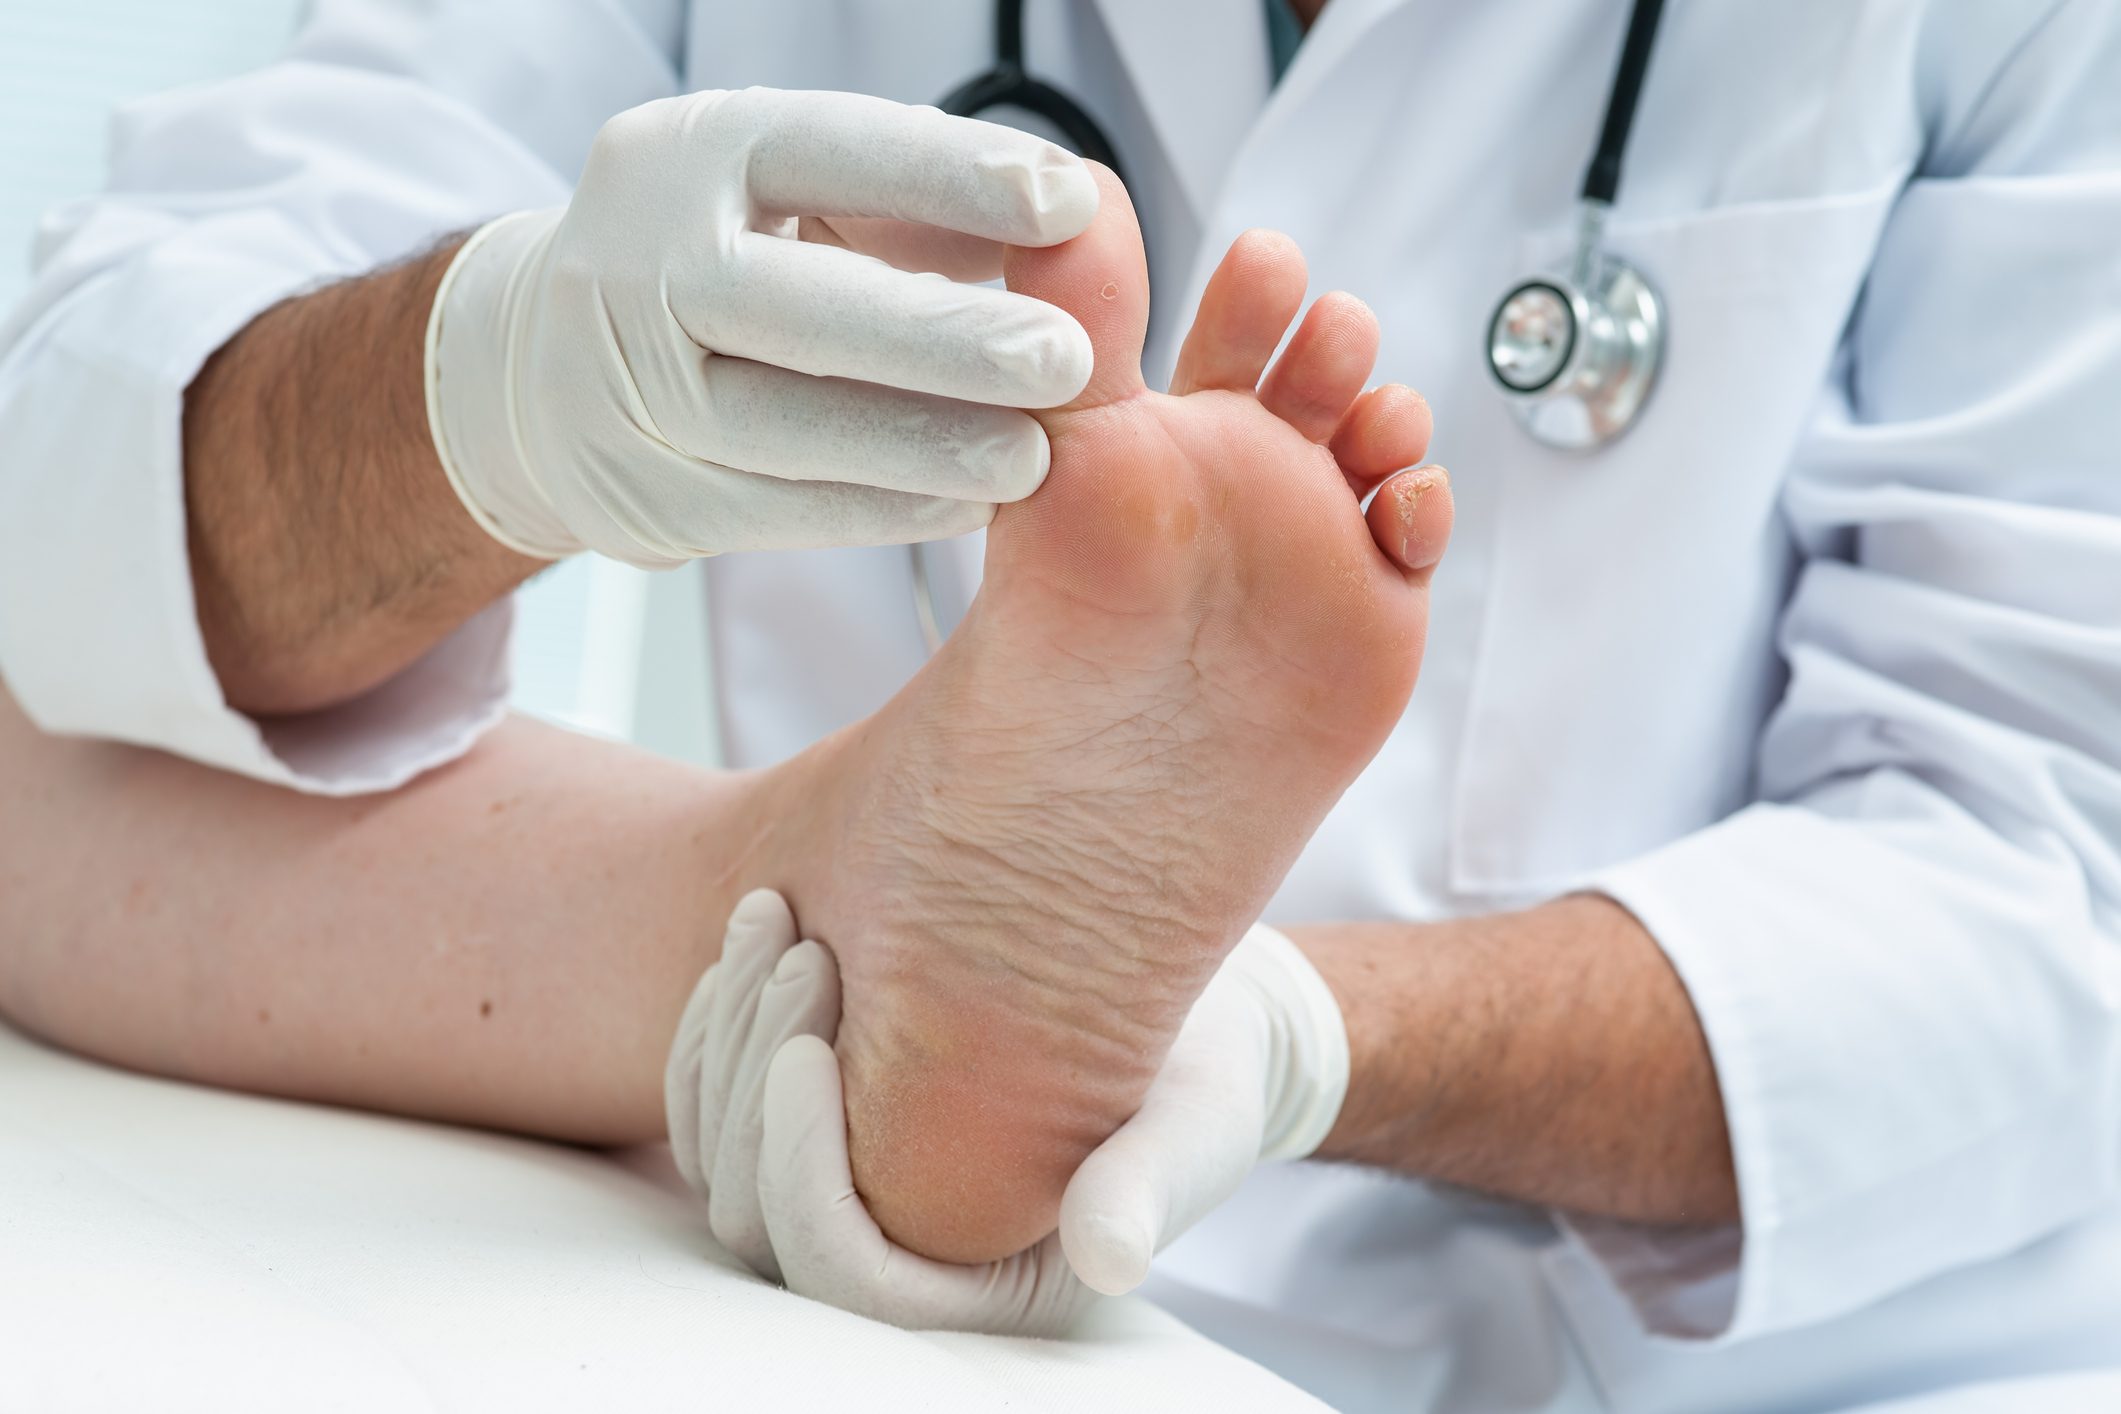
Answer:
[{"left": 0, "top": 1018, "right": 1325, "bottom": 1411}]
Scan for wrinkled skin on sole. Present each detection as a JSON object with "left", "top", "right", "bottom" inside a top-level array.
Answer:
[{"left": 763, "top": 166, "right": 1454, "bottom": 1263}]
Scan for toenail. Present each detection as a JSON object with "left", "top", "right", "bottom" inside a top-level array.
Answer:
[{"left": 1396, "top": 470, "right": 1442, "bottom": 555}]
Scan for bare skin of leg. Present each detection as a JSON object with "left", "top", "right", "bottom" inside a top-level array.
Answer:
[
  {"left": 0, "top": 690, "right": 800, "bottom": 1145},
  {"left": 764, "top": 167, "right": 1453, "bottom": 1262}
]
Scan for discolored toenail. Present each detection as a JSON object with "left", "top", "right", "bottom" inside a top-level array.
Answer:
[{"left": 1392, "top": 468, "right": 1449, "bottom": 568}]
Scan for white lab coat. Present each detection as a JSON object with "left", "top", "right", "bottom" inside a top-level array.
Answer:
[{"left": 2, "top": 1, "right": 2119, "bottom": 1409}]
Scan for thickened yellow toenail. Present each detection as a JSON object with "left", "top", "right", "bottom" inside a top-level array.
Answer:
[{"left": 1396, "top": 469, "right": 1442, "bottom": 562}]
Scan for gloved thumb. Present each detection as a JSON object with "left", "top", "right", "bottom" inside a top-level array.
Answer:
[
  {"left": 1056, "top": 985, "right": 1269, "bottom": 1295},
  {"left": 1056, "top": 924, "right": 1350, "bottom": 1296},
  {"left": 706, "top": 937, "right": 843, "bottom": 1280}
]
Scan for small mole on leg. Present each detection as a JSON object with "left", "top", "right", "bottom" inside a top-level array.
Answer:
[{"left": 479, "top": 999, "right": 493, "bottom": 1019}]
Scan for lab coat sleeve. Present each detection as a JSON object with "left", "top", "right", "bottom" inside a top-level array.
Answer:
[
  {"left": 1571, "top": 0, "right": 2121, "bottom": 1344},
  {"left": 0, "top": 0, "right": 681, "bottom": 793}
]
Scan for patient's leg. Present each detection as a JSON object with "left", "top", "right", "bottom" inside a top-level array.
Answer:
[
  {"left": 772, "top": 167, "right": 1453, "bottom": 1262},
  {"left": 0, "top": 689, "right": 800, "bottom": 1144},
  {"left": 0, "top": 172, "right": 1443, "bottom": 1255}
]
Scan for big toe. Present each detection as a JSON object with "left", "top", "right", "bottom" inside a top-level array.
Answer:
[{"left": 1003, "top": 163, "right": 1149, "bottom": 411}]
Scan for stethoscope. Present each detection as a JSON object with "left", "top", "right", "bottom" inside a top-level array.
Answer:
[
  {"left": 1485, "top": 0, "right": 1669, "bottom": 451},
  {"left": 938, "top": 0, "right": 1130, "bottom": 190},
  {"left": 910, "top": 0, "right": 1670, "bottom": 652}
]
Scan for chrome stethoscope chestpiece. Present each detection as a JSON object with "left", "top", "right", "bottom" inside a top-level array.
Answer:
[
  {"left": 1487, "top": 242, "right": 1664, "bottom": 451},
  {"left": 1488, "top": 0, "right": 1670, "bottom": 450}
]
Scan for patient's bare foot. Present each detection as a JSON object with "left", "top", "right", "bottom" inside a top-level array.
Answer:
[{"left": 776, "top": 167, "right": 1452, "bottom": 1263}]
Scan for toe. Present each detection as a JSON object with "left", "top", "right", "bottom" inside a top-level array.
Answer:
[
  {"left": 1330, "top": 384, "right": 1433, "bottom": 497},
  {"left": 1366, "top": 465, "right": 1454, "bottom": 583},
  {"left": 1168, "top": 229, "right": 1308, "bottom": 396},
  {"left": 1259, "top": 292, "right": 1380, "bottom": 444},
  {"left": 1002, "top": 163, "right": 1149, "bottom": 411}
]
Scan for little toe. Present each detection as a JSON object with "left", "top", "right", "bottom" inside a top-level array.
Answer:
[
  {"left": 1330, "top": 384, "right": 1434, "bottom": 497},
  {"left": 1259, "top": 292, "right": 1380, "bottom": 444},
  {"left": 1365, "top": 465, "right": 1454, "bottom": 583},
  {"left": 1169, "top": 229, "right": 1308, "bottom": 396}
]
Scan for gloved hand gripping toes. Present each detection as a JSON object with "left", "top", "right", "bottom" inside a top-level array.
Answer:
[{"left": 426, "top": 88, "right": 1097, "bottom": 566}]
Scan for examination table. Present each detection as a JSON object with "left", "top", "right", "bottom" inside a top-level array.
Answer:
[{"left": 0, "top": 1017, "right": 1326, "bottom": 1410}]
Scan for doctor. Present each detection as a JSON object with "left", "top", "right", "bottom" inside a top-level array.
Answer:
[{"left": 2, "top": 2, "right": 2119, "bottom": 1411}]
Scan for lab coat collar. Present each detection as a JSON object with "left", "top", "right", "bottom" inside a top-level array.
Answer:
[
  {"left": 1265, "top": 0, "right": 1420, "bottom": 120},
  {"left": 1087, "top": 0, "right": 1273, "bottom": 220}
]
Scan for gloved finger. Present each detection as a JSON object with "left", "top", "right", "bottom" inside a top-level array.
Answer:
[
  {"left": 652, "top": 462, "right": 997, "bottom": 557},
  {"left": 799, "top": 216, "right": 1003, "bottom": 282},
  {"left": 761, "top": 1036, "right": 1094, "bottom": 1337},
  {"left": 684, "top": 232, "right": 1093, "bottom": 408},
  {"left": 1058, "top": 988, "right": 1269, "bottom": 1296},
  {"left": 707, "top": 939, "right": 843, "bottom": 1282},
  {"left": 969, "top": 1232, "right": 1101, "bottom": 1339},
  {"left": 644, "top": 354, "right": 1050, "bottom": 503},
  {"left": 591, "top": 428, "right": 999, "bottom": 562},
  {"left": 664, "top": 888, "right": 801, "bottom": 1196},
  {"left": 743, "top": 89, "right": 1097, "bottom": 247},
  {"left": 663, "top": 973, "right": 714, "bottom": 1195}
]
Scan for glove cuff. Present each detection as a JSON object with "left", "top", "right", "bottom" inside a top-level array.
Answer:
[
  {"left": 1228, "top": 923, "right": 1350, "bottom": 1163},
  {"left": 425, "top": 208, "right": 579, "bottom": 560}
]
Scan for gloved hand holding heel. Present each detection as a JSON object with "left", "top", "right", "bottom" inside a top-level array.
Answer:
[{"left": 665, "top": 890, "right": 1349, "bottom": 1335}]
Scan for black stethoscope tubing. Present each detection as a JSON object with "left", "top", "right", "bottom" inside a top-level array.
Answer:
[
  {"left": 941, "top": 0, "right": 1663, "bottom": 211},
  {"left": 1583, "top": 0, "right": 1665, "bottom": 206},
  {"left": 937, "top": 0, "right": 1130, "bottom": 189},
  {"left": 915, "top": 0, "right": 1669, "bottom": 645}
]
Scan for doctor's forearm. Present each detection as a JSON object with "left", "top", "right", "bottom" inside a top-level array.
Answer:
[
  {"left": 1290, "top": 895, "right": 1738, "bottom": 1225},
  {"left": 182, "top": 238, "right": 543, "bottom": 715}
]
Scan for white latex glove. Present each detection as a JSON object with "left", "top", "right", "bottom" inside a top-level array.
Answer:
[
  {"left": 665, "top": 890, "right": 1350, "bottom": 1334},
  {"left": 1055, "top": 919, "right": 1350, "bottom": 1295},
  {"left": 663, "top": 889, "right": 841, "bottom": 1282},
  {"left": 665, "top": 889, "right": 1093, "bottom": 1335},
  {"left": 426, "top": 88, "right": 1097, "bottom": 566}
]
